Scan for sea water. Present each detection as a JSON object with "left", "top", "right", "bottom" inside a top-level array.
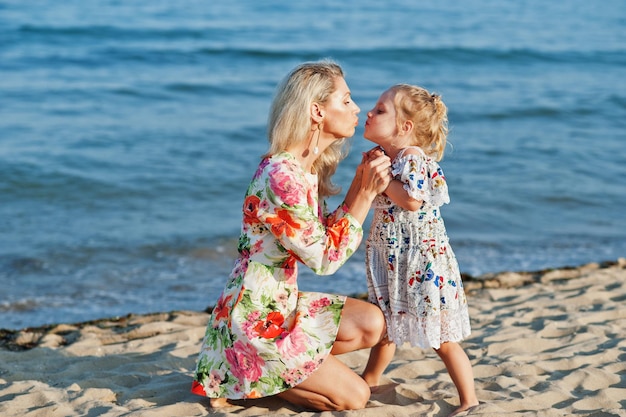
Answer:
[{"left": 1, "top": 0, "right": 625, "bottom": 329}]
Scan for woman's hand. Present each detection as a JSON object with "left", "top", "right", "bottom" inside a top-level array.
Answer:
[
  {"left": 359, "top": 152, "right": 391, "bottom": 197},
  {"left": 343, "top": 147, "right": 391, "bottom": 224},
  {"left": 363, "top": 146, "right": 385, "bottom": 162}
]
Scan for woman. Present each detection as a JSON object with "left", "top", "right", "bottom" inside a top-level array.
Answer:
[{"left": 192, "top": 60, "right": 391, "bottom": 411}]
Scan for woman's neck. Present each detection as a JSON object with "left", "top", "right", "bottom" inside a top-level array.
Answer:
[{"left": 287, "top": 131, "right": 327, "bottom": 174}]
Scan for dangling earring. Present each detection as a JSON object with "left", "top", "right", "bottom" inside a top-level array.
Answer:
[{"left": 313, "top": 124, "right": 321, "bottom": 155}]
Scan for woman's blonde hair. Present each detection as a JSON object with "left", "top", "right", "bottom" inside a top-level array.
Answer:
[
  {"left": 389, "top": 84, "right": 449, "bottom": 161},
  {"left": 267, "top": 60, "right": 349, "bottom": 197}
]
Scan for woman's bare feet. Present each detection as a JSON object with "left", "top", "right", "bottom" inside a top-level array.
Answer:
[{"left": 210, "top": 397, "right": 231, "bottom": 408}]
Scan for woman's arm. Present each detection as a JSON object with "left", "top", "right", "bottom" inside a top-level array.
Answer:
[
  {"left": 343, "top": 153, "right": 391, "bottom": 224},
  {"left": 254, "top": 157, "right": 389, "bottom": 275}
]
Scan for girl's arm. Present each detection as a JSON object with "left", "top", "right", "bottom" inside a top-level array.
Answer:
[{"left": 383, "top": 179, "right": 423, "bottom": 211}]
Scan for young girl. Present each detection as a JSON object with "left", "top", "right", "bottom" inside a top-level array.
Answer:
[{"left": 360, "top": 84, "right": 479, "bottom": 416}]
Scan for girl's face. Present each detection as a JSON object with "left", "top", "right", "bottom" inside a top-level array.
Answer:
[
  {"left": 321, "top": 77, "right": 361, "bottom": 139},
  {"left": 364, "top": 89, "right": 398, "bottom": 147}
]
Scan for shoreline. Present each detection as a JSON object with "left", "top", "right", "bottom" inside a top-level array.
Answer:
[
  {"left": 1, "top": 258, "right": 625, "bottom": 416},
  {"left": 1, "top": 258, "right": 622, "bottom": 338}
]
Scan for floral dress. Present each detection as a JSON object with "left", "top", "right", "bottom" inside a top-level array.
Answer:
[
  {"left": 192, "top": 151, "right": 363, "bottom": 399},
  {"left": 365, "top": 146, "right": 471, "bottom": 350}
]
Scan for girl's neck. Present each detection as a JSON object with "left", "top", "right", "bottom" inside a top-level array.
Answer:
[
  {"left": 379, "top": 135, "right": 412, "bottom": 160},
  {"left": 382, "top": 144, "right": 407, "bottom": 160}
]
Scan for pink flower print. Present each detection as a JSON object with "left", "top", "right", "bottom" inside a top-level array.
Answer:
[
  {"left": 309, "top": 297, "right": 331, "bottom": 318},
  {"left": 302, "top": 360, "right": 317, "bottom": 376},
  {"left": 225, "top": 341, "right": 265, "bottom": 383},
  {"left": 299, "top": 222, "right": 316, "bottom": 245},
  {"left": 281, "top": 368, "right": 303, "bottom": 386},
  {"left": 269, "top": 163, "right": 305, "bottom": 206},
  {"left": 231, "top": 258, "right": 248, "bottom": 279},
  {"left": 205, "top": 370, "right": 224, "bottom": 394},
  {"left": 277, "top": 326, "right": 308, "bottom": 359},
  {"left": 275, "top": 289, "right": 289, "bottom": 309},
  {"left": 307, "top": 187, "right": 316, "bottom": 207},
  {"left": 250, "top": 240, "right": 263, "bottom": 255},
  {"left": 327, "top": 248, "right": 339, "bottom": 262},
  {"left": 242, "top": 311, "right": 261, "bottom": 339}
]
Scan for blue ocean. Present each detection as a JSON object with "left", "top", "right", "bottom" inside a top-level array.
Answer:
[{"left": 1, "top": 0, "right": 625, "bottom": 330}]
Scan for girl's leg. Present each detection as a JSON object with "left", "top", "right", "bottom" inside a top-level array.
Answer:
[
  {"left": 435, "top": 342, "right": 479, "bottom": 415},
  {"left": 361, "top": 338, "right": 396, "bottom": 388},
  {"left": 278, "top": 354, "right": 371, "bottom": 411},
  {"left": 330, "top": 297, "right": 386, "bottom": 355}
]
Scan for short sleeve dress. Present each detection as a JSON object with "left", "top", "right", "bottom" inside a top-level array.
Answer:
[
  {"left": 192, "top": 151, "right": 363, "bottom": 399},
  {"left": 365, "top": 146, "right": 471, "bottom": 349}
]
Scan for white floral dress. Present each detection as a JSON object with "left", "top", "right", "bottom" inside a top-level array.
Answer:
[
  {"left": 365, "top": 146, "right": 471, "bottom": 349},
  {"left": 192, "top": 151, "right": 363, "bottom": 399}
]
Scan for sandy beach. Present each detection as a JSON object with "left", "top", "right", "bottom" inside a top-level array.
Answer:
[{"left": 1, "top": 259, "right": 625, "bottom": 417}]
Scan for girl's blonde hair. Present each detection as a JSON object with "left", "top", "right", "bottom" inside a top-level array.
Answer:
[
  {"left": 389, "top": 84, "right": 449, "bottom": 161},
  {"left": 267, "top": 60, "right": 349, "bottom": 197}
]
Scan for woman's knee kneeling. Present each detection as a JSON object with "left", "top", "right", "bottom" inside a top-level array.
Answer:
[{"left": 338, "top": 380, "right": 370, "bottom": 410}]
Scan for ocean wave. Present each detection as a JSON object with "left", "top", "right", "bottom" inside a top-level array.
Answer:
[
  {"left": 8, "top": 23, "right": 625, "bottom": 68},
  {"left": 16, "top": 24, "right": 210, "bottom": 42}
]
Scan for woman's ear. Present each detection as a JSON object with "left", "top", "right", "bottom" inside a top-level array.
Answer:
[{"left": 310, "top": 102, "right": 324, "bottom": 124}]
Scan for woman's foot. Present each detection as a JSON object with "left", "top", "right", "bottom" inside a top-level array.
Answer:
[{"left": 210, "top": 397, "right": 231, "bottom": 408}]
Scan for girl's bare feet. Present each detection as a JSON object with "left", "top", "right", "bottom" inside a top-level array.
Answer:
[{"left": 448, "top": 402, "right": 480, "bottom": 416}]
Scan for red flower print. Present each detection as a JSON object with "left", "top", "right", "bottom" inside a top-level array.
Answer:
[
  {"left": 212, "top": 293, "right": 233, "bottom": 324},
  {"left": 254, "top": 311, "right": 285, "bottom": 339},
  {"left": 243, "top": 195, "right": 261, "bottom": 224},
  {"left": 282, "top": 256, "right": 298, "bottom": 284},
  {"left": 327, "top": 218, "right": 349, "bottom": 249},
  {"left": 191, "top": 380, "right": 207, "bottom": 396},
  {"left": 246, "top": 390, "right": 262, "bottom": 399},
  {"left": 266, "top": 208, "right": 301, "bottom": 237}
]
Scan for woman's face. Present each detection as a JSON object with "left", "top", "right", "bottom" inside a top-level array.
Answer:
[
  {"left": 363, "top": 89, "right": 398, "bottom": 146},
  {"left": 321, "top": 77, "right": 360, "bottom": 139}
]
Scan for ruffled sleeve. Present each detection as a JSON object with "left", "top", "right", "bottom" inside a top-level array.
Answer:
[{"left": 391, "top": 152, "right": 450, "bottom": 207}]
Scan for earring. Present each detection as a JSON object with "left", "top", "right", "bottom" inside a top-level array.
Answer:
[{"left": 313, "top": 124, "right": 321, "bottom": 155}]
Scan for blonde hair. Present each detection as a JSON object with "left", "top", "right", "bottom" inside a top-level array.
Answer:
[
  {"left": 266, "top": 60, "right": 349, "bottom": 197},
  {"left": 389, "top": 84, "right": 449, "bottom": 161}
]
